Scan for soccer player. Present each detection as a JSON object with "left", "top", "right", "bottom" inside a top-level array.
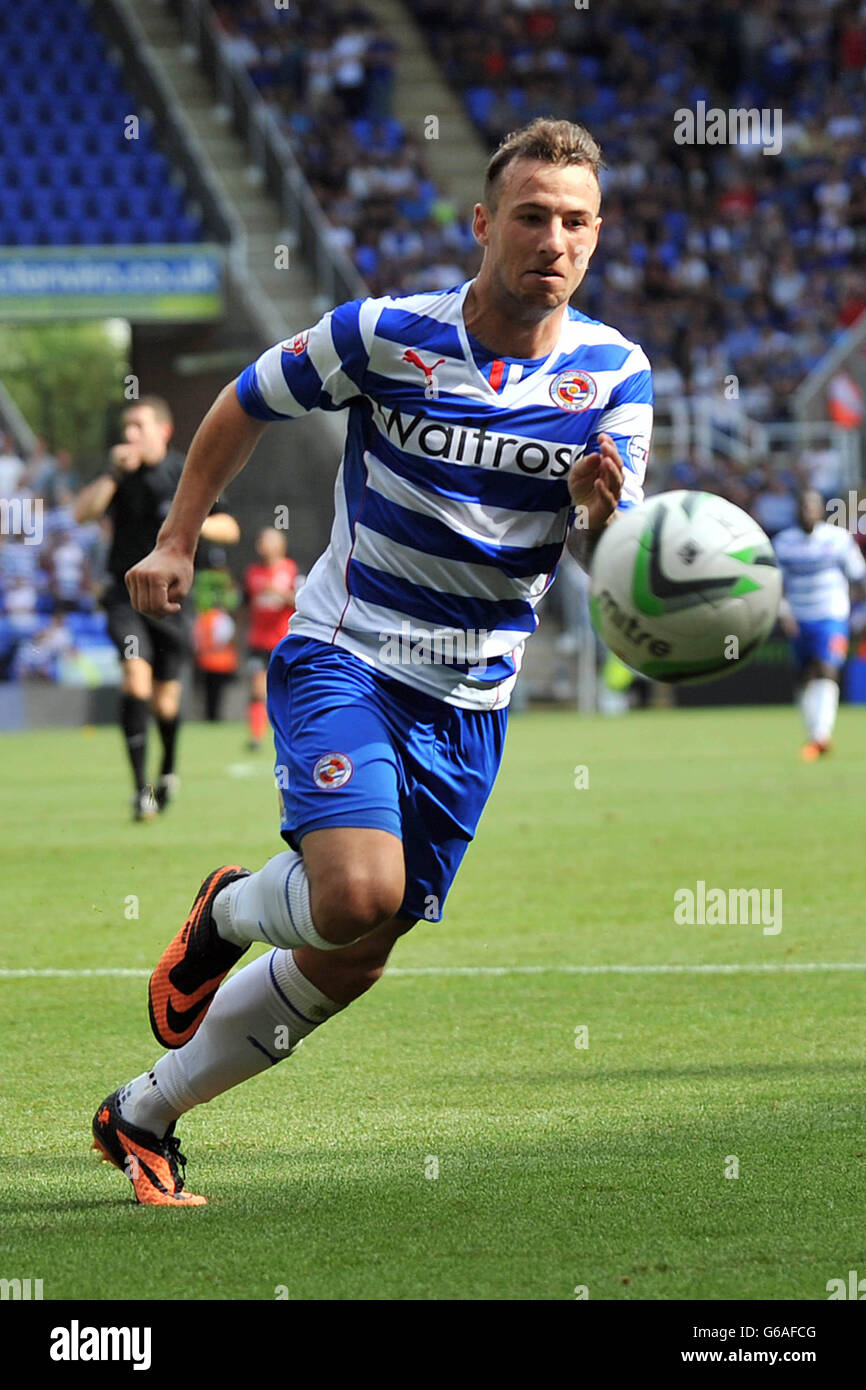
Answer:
[
  {"left": 74, "top": 397, "right": 239, "bottom": 820},
  {"left": 774, "top": 488, "right": 866, "bottom": 759},
  {"left": 91, "top": 118, "right": 653, "bottom": 1204},
  {"left": 244, "top": 527, "right": 299, "bottom": 750}
]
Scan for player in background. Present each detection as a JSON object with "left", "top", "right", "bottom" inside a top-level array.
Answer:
[
  {"left": 74, "top": 397, "right": 240, "bottom": 819},
  {"left": 244, "top": 527, "right": 299, "bottom": 750},
  {"left": 774, "top": 488, "right": 866, "bottom": 760},
  {"left": 90, "top": 118, "right": 652, "bottom": 1204}
]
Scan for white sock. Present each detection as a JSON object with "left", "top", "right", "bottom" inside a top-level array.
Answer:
[
  {"left": 812, "top": 678, "right": 839, "bottom": 744},
  {"left": 151, "top": 948, "right": 342, "bottom": 1116},
  {"left": 212, "top": 850, "right": 345, "bottom": 952},
  {"left": 117, "top": 1070, "right": 179, "bottom": 1139},
  {"left": 801, "top": 680, "right": 822, "bottom": 741}
]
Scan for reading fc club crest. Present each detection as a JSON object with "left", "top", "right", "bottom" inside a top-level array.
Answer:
[
  {"left": 550, "top": 370, "right": 597, "bottom": 412},
  {"left": 313, "top": 752, "right": 354, "bottom": 789}
]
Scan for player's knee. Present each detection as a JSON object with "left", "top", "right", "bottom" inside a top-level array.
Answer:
[
  {"left": 295, "top": 917, "right": 415, "bottom": 1004},
  {"left": 315, "top": 868, "right": 404, "bottom": 941},
  {"left": 122, "top": 659, "right": 152, "bottom": 700}
]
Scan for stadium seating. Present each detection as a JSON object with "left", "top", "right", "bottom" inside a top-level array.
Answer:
[{"left": 0, "top": 0, "right": 203, "bottom": 246}]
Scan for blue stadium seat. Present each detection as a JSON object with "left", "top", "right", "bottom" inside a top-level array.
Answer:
[
  {"left": 59, "top": 189, "right": 97, "bottom": 220},
  {"left": 25, "top": 188, "right": 58, "bottom": 220},
  {"left": 149, "top": 185, "right": 184, "bottom": 218},
  {"left": 13, "top": 221, "right": 40, "bottom": 245},
  {"left": 174, "top": 214, "right": 202, "bottom": 243},
  {"left": 140, "top": 217, "right": 170, "bottom": 243},
  {"left": 0, "top": 0, "right": 204, "bottom": 253},
  {"left": 35, "top": 221, "right": 72, "bottom": 245},
  {"left": 104, "top": 218, "right": 137, "bottom": 245},
  {"left": 71, "top": 220, "right": 106, "bottom": 246},
  {"left": 0, "top": 189, "right": 24, "bottom": 218},
  {"left": 464, "top": 87, "right": 494, "bottom": 126},
  {"left": 45, "top": 159, "right": 77, "bottom": 189}
]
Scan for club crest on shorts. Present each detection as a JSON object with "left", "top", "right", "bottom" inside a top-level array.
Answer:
[
  {"left": 550, "top": 370, "right": 597, "bottom": 412},
  {"left": 312, "top": 752, "right": 354, "bottom": 789}
]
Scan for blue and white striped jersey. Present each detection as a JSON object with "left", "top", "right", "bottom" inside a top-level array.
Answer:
[
  {"left": 773, "top": 521, "right": 866, "bottom": 622},
  {"left": 236, "top": 279, "right": 652, "bottom": 708}
]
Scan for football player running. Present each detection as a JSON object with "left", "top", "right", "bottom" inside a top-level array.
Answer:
[{"left": 91, "top": 118, "right": 652, "bottom": 1204}]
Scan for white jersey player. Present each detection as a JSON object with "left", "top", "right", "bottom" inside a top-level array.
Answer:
[
  {"left": 90, "top": 118, "right": 652, "bottom": 1205},
  {"left": 773, "top": 488, "right": 866, "bottom": 758}
]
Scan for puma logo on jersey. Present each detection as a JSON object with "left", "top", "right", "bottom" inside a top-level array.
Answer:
[{"left": 402, "top": 349, "right": 446, "bottom": 399}]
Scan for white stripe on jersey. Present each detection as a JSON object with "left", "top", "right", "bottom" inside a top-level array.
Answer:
[
  {"left": 236, "top": 278, "right": 653, "bottom": 708},
  {"left": 773, "top": 522, "right": 866, "bottom": 621}
]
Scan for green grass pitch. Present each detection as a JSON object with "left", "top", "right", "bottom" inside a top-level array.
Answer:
[{"left": 1, "top": 705, "right": 864, "bottom": 1301}]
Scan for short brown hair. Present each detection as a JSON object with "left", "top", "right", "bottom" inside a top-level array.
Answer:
[
  {"left": 124, "top": 394, "right": 173, "bottom": 426},
  {"left": 484, "top": 118, "right": 604, "bottom": 211}
]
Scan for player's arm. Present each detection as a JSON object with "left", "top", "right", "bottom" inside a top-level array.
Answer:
[
  {"left": 771, "top": 537, "right": 799, "bottom": 635},
  {"left": 73, "top": 445, "right": 141, "bottom": 523},
  {"left": 565, "top": 433, "right": 625, "bottom": 570},
  {"left": 126, "top": 385, "right": 267, "bottom": 617},
  {"left": 128, "top": 300, "right": 369, "bottom": 617},
  {"left": 565, "top": 347, "right": 653, "bottom": 573}
]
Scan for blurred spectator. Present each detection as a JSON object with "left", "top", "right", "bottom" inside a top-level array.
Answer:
[
  {"left": 42, "top": 522, "right": 92, "bottom": 614},
  {"left": 0, "top": 434, "right": 25, "bottom": 498},
  {"left": 193, "top": 606, "right": 239, "bottom": 721},
  {"left": 751, "top": 472, "right": 800, "bottom": 537},
  {"left": 15, "top": 612, "right": 73, "bottom": 681},
  {"left": 193, "top": 545, "right": 241, "bottom": 616},
  {"left": 28, "top": 444, "right": 80, "bottom": 508}
]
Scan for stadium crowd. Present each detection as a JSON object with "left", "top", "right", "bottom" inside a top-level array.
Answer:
[
  {"left": 211, "top": 0, "right": 866, "bottom": 425},
  {"left": 0, "top": 431, "right": 111, "bottom": 683},
  {"left": 212, "top": 0, "right": 481, "bottom": 292}
]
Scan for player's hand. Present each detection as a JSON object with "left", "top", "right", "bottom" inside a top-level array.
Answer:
[
  {"left": 109, "top": 443, "right": 143, "bottom": 474},
  {"left": 568, "top": 434, "right": 624, "bottom": 531},
  {"left": 780, "top": 613, "right": 799, "bottom": 639},
  {"left": 125, "top": 545, "right": 194, "bottom": 617}
]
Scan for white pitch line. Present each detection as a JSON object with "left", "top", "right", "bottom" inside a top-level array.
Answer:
[
  {"left": 1, "top": 962, "right": 865, "bottom": 980},
  {"left": 387, "top": 962, "right": 866, "bottom": 977}
]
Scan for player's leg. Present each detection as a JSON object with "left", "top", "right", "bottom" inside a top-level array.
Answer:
[
  {"left": 247, "top": 651, "right": 269, "bottom": 749},
  {"left": 805, "top": 660, "right": 842, "bottom": 754},
  {"left": 796, "top": 621, "right": 847, "bottom": 758},
  {"left": 149, "top": 606, "right": 192, "bottom": 809},
  {"left": 146, "top": 825, "right": 405, "bottom": 1054},
  {"left": 138, "top": 669, "right": 507, "bottom": 1113},
  {"left": 147, "top": 637, "right": 411, "bottom": 1051},
  {"left": 94, "top": 912, "right": 415, "bottom": 1204},
  {"left": 94, "top": 642, "right": 506, "bottom": 1204},
  {"left": 215, "top": 825, "right": 406, "bottom": 952},
  {"left": 104, "top": 585, "right": 157, "bottom": 818}
]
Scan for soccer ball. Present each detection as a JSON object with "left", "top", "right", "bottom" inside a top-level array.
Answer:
[{"left": 588, "top": 490, "right": 782, "bottom": 683}]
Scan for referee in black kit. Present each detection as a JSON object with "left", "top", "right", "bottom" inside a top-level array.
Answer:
[{"left": 75, "top": 396, "right": 239, "bottom": 820}]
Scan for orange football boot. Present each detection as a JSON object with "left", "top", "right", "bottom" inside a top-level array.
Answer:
[
  {"left": 91, "top": 1089, "right": 206, "bottom": 1206},
  {"left": 148, "top": 865, "right": 250, "bottom": 1049}
]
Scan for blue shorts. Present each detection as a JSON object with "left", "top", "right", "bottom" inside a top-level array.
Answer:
[
  {"left": 791, "top": 618, "right": 849, "bottom": 671},
  {"left": 266, "top": 634, "right": 507, "bottom": 922}
]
